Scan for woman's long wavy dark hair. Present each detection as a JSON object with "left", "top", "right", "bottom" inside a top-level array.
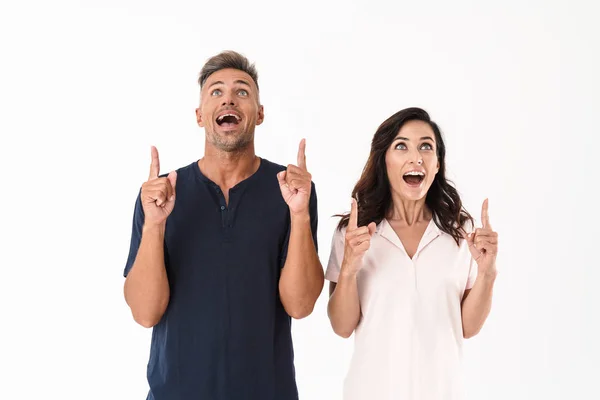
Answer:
[{"left": 337, "top": 107, "right": 473, "bottom": 245}]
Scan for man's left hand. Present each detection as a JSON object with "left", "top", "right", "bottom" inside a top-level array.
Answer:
[{"left": 277, "top": 139, "right": 312, "bottom": 216}]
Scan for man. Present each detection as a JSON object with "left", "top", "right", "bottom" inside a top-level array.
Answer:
[{"left": 123, "top": 50, "right": 324, "bottom": 400}]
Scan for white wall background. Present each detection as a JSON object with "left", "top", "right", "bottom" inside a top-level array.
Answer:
[{"left": 1, "top": 0, "right": 599, "bottom": 398}]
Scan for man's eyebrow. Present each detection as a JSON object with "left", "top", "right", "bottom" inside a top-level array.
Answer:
[
  {"left": 207, "top": 80, "right": 252, "bottom": 89},
  {"left": 207, "top": 80, "right": 224, "bottom": 89}
]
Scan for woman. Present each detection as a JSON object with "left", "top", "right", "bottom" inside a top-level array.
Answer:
[{"left": 326, "top": 107, "right": 498, "bottom": 400}]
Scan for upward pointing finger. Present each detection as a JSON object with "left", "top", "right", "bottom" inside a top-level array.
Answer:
[
  {"left": 149, "top": 146, "right": 160, "bottom": 180},
  {"left": 297, "top": 138, "right": 307, "bottom": 170},
  {"left": 481, "top": 198, "right": 491, "bottom": 229},
  {"left": 349, "top": 198, "right": 358, "bottom": 231}
]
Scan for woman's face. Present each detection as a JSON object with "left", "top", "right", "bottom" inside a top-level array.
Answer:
[{"left": 385, "top": 120, "right": 440, "bottom": 201}]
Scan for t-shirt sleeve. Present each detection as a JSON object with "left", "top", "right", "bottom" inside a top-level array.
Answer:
[
  {"left": 308, "top": 182, "right": 319, "bottom": 252},
  {"left": 280, "top": 181, "right": 319, "bottom": 267},
  {"left": 123, "top": 190, "right": 145, "bottom": 277},
  {"left": 325, "top": 225, "right": 345, "bottom": 283}
]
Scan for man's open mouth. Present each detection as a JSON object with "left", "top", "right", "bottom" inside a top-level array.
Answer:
[{"left": 216, "top": 113, "right": 241, "bottom": 127}]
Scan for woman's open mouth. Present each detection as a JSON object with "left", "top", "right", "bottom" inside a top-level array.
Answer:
[{"left": 402, "top": 171, "right": 425, "bottom": 187}]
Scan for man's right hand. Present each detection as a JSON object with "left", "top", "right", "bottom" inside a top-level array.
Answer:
[{"left": 141, "top": 146, "right": 177, "bottom": 226}]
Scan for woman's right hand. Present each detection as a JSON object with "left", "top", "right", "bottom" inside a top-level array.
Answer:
[{"left": 342, "top": 198, "right": 377, "bottom": 275}]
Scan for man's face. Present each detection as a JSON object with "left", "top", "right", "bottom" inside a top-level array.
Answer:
[{"left": 196, "top": 68, "right": 264, "bottom": 152}]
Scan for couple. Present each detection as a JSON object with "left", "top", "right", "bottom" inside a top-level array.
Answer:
[{"left": 123, "top": 51, "right": 499, "bottom": 400}]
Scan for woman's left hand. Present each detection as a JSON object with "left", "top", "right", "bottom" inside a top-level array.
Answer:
[{"left": 466, "top": 199, "right": 498, "bottom": 279}]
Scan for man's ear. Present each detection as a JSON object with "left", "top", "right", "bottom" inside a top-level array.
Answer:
[
  {"left": 195, "top": 108, "right": 204, "bottom": 127},
  {"left": 256, "top": 105, "right": 264, "bottom": 126}
]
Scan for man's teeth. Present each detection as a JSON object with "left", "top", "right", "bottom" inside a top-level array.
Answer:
[
  {"left": 217, "top": 114, "right": 241, "bottom": 122},
  {"left": 403, "top": 171, "right": 425, "bottom": 176}
]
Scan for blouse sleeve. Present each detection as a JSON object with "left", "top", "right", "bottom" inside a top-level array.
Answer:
[{"left": 325, "top": 226, "right": 346, "bottom": 283}]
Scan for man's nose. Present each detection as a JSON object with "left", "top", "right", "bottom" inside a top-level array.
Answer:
[{"left": 221, "top": 93, "right": 235, "bottom": 106}]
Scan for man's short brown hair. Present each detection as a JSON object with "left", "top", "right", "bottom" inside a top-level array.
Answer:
[{"left": 198, "top": 50, "right": 259, "bottom": 91}]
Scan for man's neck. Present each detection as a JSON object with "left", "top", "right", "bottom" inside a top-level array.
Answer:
[{"left": 198, "top": 144, "right": 260, "bottom": 190}]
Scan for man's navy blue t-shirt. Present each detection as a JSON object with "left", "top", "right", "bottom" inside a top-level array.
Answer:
[{"left": 124, "top": 158, "right": 318, "bottom": 400}]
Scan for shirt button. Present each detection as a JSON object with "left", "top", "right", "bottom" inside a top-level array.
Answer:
[{"left": 220, "top": 206, "right": 225, "bottom": 211}]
